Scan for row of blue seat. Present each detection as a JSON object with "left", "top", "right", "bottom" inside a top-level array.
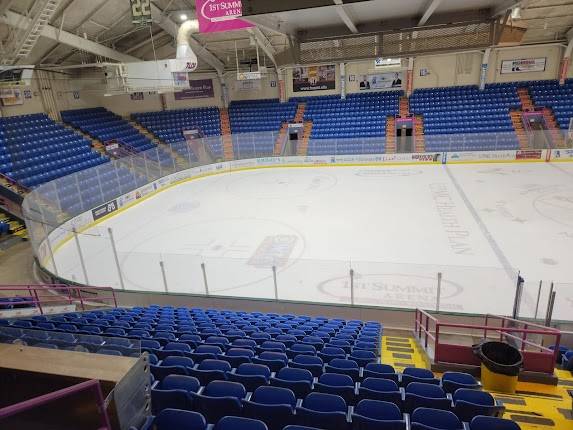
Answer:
[{"left": 135, "top": 407, "right": 519, "bottom": 430}]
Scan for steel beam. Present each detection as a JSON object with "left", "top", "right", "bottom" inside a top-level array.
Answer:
[
  {"left": 248, "top": 28, "right": 278, "bottom": 68},
  {"left": 1, "top": 10, "right": 139, "bottom": 62},
  {"left": 418, "top": 0, "right": 444, "bottom": 26},
  {"left": 333, "top": 0, "right": 358, "bottom": 33}
]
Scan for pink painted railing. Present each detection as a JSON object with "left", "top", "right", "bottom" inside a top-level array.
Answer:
[
  {"left": 415, "top": 309, "right": 561, "bottom": 374},
  {"left": 0, "top": 379, "right": 111, "bottom": 429},
  {"left": 0, "top": 284, "right": 117, "bottom": 314}
]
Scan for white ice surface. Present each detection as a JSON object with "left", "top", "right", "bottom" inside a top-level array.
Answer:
[{"left": 52, "top": 163, "right": 573, "bottom": 320}]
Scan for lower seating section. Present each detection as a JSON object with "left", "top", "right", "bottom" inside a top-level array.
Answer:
[
  {"left": 0, "top": 306, "right": 524, "bottom": 430},
  {"left": 43, "top": 163, "right": 147, "bottom": 213},
  {"left": 132, "top": 107, "right": 221, "bottom": 144},
  {"left": 303, "top": 92, "right": 400, "bottom": 155},
  {"left": 411, "top": 84, "right": 520, "bottom": 151},
  {"left": 229, "top": 99, "right": 297, "bottom": 134},
  {"left": 0, "top": 113, "right": 108, "bottom": 188},
  {"left": 62, "top": 107, "right": 155, "bottom": 152},
  {"left": 305, "top": 92, "right": 400, "bottom": 140},
  {"left": 528, "top": 79, "right": 573, "bottom": 129},
  {"left": 232, "top": 133, "right": 275, "bottom": 158}
]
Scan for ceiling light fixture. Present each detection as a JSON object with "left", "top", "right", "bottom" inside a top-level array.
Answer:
[
  {"left": 511, "top": 7, "right": 521, "bottom": 20},
  {"left": 180, "top": 14, "right": 188, "bottom": 21}
]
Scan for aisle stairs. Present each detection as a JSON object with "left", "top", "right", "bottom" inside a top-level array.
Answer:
[
  {"left": 274, "top": 123, "right": 289, "bottom": 156},
  {"left": 542, "top": 108, "right": 567, "bottom": 149},
  {"left": 294, "top": 103, "right": 306, "bottom": 123},
  {"left": 296, "top": 121, "right": 313, "bottom": 156},
  {"left": 414, "top": 115, "right": 426, "bottom": 152},
  {"left": 219, "top": 108, "right": 234, "bottom": 161},
  {"left": 510, "top": 111, "right": 530, "bottom": 149},
  {"left": 386, "top": 116, "right": 396, "bottom": 154}
]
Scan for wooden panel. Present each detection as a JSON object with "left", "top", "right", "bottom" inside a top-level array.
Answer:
[{"left": 0, "top": 344, "right": 137, "bottom": 383}]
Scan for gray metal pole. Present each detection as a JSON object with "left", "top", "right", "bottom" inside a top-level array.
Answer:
[
  {"left": 73, "top": 228, "right": 89, "bottom": 284},
  {"left": 512, "top": 271, "right": 523, "bottom": 319},
  {"left": 272, "top": 265, "right": 278, "bottom": 300},
  {"left": 108, "top": 228, "right": 125, "bottom": 290},
  {"left": 534, "top": 280, "right": 542, "bottom": 319},
  {"left": 160, "top": 260, "right": 168, "bottom": 293},
  {"left": 545, "top": 290, "right": 556, "bottom": 327},
  {"left": 350, "top": 268, "right": 355, "bottom": 306},
  {"left": 201, "top": 262, "right": 210, "bottom": 296},
  {"left": 436, "top": 272, "right": 443, "bottom": 312}
]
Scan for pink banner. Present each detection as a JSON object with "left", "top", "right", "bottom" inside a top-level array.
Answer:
[{"left": 196, "top": 0, "right": 253, "bottom": 33}]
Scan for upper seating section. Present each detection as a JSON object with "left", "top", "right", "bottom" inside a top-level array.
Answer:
[
  {"left": 229, "top": 99, "right": 297, "bottom": 134},
  {"left": 133, "top": 107, "right": 221, "bottom": 144},
  {"left": 0, "top": 113, "right": 107, "bottom": 188},
  {"left": 527, "top": 79, "right": 573, "bottom": 129},
  {"left": 304, "top": 92, "right": 401, "bottom": 140},
  {"left": 410, "top": 83, "right": 520, "bottom": 136},
  {"left": 62, "top": 107, "right": 155, "bottom": 152}
]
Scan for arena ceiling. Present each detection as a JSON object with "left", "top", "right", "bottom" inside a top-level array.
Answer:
[{"left": 0, "top": 0, "right": 571, "bottom": 71}]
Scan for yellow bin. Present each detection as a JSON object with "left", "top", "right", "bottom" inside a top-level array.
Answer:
[
  {"left": 476, "top": 341, "right": 523, "bottom": 394},
  {"left": 480, "top": 363, "right": 519, "bottom": 393}
]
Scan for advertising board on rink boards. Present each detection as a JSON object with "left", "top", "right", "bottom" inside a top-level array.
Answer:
[{"left": 446, "top": 149, "right": 551, "bottom": 163}]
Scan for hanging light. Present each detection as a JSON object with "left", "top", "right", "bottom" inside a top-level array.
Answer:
[
  {"left": 180, "top": 14, "right": 188, "bottom": 21},
  {"left": 511, "top": 7, "right": 521, "bottom": 20}
]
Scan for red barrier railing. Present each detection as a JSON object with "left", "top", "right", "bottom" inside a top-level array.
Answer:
[
  {"left": 415, "top": 309, "right": 561, "bottom": 374},
  {"left": 0, "top": 284, "right": 117, "bottom": 314},
  {"left": 0, "top": 379, "right": 111, "bottom": 429}
]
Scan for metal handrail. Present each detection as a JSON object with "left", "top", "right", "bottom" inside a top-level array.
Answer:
[
  {"left": 0, "top": 379, "right": 111, "bottom": 429},
  {"left": 415, "top": 308, "right": 562, "bottom": 367},
  {"left": 0, "top": 284, "right": 117, "bottom": 314}
]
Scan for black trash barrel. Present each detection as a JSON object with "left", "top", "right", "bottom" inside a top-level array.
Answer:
[{"left": 474, "top": 341, "right": 523, "bottom": 393}]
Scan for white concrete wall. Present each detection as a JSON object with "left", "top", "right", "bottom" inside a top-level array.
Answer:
[{"left": 2, "top": 44, "right": 572, "bottom": 119}]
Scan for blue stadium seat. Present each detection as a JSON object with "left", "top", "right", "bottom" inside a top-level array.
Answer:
[
  {"left": 270, "top": 367, "right": 314, "bottom": 398},
  {"left": 404, "top": 382, "right": 452, "bottom": 414},
  {"left": 314, "top": 373, "right": 356, "bottom": 404},
  {"left": 296, "top": 392, "right": 349, "bottom": 430},
  {"left": 411, "top": 408, "right": 463, "bottom": 430},
  {"left": 191, "top": 380, "right": 246, "bottom": 423},
  {"left": 362, "top": 363, "right": 399, "bottom": 383},
  {"left": 291, "top": 354, "right": 324, "bottom": 377},
  {"left": 351, "top": 399, "right": 406, "bottom": 430},
  {"left": 469, "top": 416, "right": 521, "bottom": 430},
  {"left": 441, "top": 372, "right": 480, "bottom": 394},
  {"left": 401, "top": 368, "right": 439, "bottom": 387},
  {"left": 243, "top": 386, "right": 297, "bottom": 430},
  {"left": 357, "top": 377, "right": 403, "bottom": 408},
  {"left": 140, "top": 408, "right": 207, "bottom": 430},
  {"left": 227, "top": 363, "right": 271, "bottom": 391},
  {"left": 188, "top": 359, "right": 231, "bottom": 385},
  {"left": 214, "top": 416, "right": 268, "bottom": 430},
  {"left": 453, "top": 389, "right": 504, "bottom": 421}
]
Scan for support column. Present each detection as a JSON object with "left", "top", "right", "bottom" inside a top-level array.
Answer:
[
  {"left": 278, "top": 68, "right": 287, "bottom": 103},
  {"left": 218, "top": 73, "right": 229, "bottom": 108},
  {"left": 340, "top": 63, "right": 346, "bottom": 100},
  {"left": 559, "top": 39, "right": 573, "bottom": 85},
  {"left": 479, "top": 48, "right": 492, "bottom": 90},
  {"left": 406, "top": 57, "right": 414, "bottom": 96}
]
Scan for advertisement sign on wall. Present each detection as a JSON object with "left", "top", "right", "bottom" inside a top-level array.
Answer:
[
  {"left": 175, "top": 79, "right": 215, "bottom": 100},
  {"left": 292, "top": 65, "right": 336, "bottom": 92},
  {"left": 374, "top": 58, "right": 401, "bottom": 68},
  {"left": 0, "top": 88, "right": 23, "bottom": 106},
  {"left": 358, "top": 72, "right": 403, "bottom": 90},
  {"left": 501, "top": 57, "right": 546, "bottom": 74},
  {"left": 92, "top": 200, "right": 118, "bottom": 221},
  {"left": 196, "top": 0, "right": 253, "bottom": 33}
]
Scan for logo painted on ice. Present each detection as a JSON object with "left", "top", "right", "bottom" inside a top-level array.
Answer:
[{"left": 317, "top": 273, "right": 464, "bottom": 310}]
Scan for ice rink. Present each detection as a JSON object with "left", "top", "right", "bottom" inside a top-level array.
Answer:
[{"left": 52, "top": 162, "right": 573, "bottom": 320}]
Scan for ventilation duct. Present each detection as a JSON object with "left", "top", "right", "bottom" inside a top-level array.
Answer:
[{"left": 175, "top": 19, "right": 199, "bottom": 71}]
